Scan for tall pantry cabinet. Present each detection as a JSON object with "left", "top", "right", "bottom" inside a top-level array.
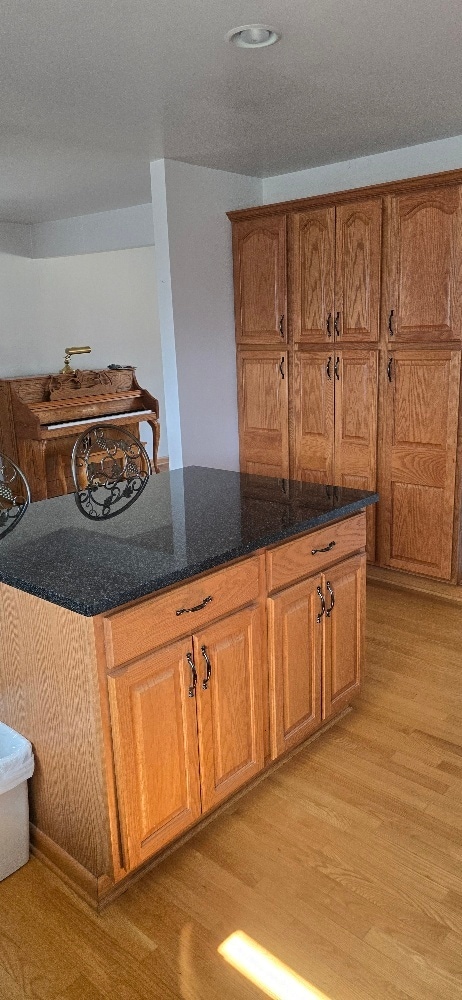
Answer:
[{"left": 229, "top": 172, "right": 462, "bottom": 584}]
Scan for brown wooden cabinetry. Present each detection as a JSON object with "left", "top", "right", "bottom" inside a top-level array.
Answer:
[
  {"left": 293, "top": 348, "right": 378, "bottom": 558},
  {"left": 378, "top": 349, "right": 461, "bottom": 580},
  {"left": 237, "top": 350, "right": 289, "bottom": 478},
  {"left": 267, "top": 540, "right": 365, "bottom": 758},
  {"left": 384, "top": 186, "right": 462, "bottom": 343},
  {"left": 290, "top": 198, "right": 382, "bottom": 345},
  {"left": 232, "top": 214, "right": 287, "bottom": 345},
  {"left": 108, "top": 639, "right": 202, "bottom": 871},
  {"left": 229, "top": 171, "right": 462, "bottom": 583},
  {"left": 108, "top": 596, "right": 264, "bottom": 871}
]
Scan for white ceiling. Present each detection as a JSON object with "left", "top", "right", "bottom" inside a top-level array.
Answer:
[{"left": 1, "top": 0, "right": 462, "bottom": 222}]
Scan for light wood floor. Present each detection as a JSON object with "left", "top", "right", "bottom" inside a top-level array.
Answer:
[{"left": 1, "top": 582, "right": 462, "bottom": 1000}]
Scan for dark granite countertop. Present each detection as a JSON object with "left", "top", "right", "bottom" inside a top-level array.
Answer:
[{"left": 0, "top": 466, "right": 378, "bottom": 616}]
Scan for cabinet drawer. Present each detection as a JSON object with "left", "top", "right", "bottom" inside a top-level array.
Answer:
[
  {"left": 104, "top": 557, "right": 260, "bottom": 668},
  {"left": 266, "top": 513, "right": 366, "bottom": 592}
]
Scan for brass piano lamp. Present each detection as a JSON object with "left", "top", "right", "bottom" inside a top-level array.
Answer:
[{"left": 60, "top": 346, "right": 92, "bottom": 374}]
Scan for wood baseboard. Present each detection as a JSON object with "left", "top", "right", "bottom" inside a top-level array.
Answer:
[
  {"left": 157, "top": 456, "right": 169, "bottom": 473},
  {"left": 367, "top": 565, "right": 462, "bottom": 604},
  {"left": 30, "top": 825, "right": 114, "bottom": 910}
]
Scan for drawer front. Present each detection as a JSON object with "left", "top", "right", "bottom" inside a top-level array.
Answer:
[
  {"left": 266, "top": 513, "right": 366, "bottom": 592},
  {"left": 104, "top": 557, "right": 260, "bottom": 668}
]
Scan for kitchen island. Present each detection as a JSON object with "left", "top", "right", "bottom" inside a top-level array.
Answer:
[{"left": 0, "top": 467, "right": 378, "bottom": 907}]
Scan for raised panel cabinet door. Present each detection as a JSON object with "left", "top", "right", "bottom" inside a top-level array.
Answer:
[
  {"left": 232, "top": 215, "right": 287, "bottom": 344},
  {"left": 334, "top": 350, "right": 378, "bottom": 561},
  {"left": 108, "top": 639, "right": 201, "bottom": 871},
  {"left": 386, "top": 186, "right": 462, "bottom": 342},
  {"left": 378, "top": 350, "right": 461, "bottom": 579},
  {"left": 267, "top": 575, "right": 322, "bottom": 759},
  {"left": 335, "top": 199, "right": 382, "bottom": 342},
  {"left": 291, "top": 207, "right": 335, "bottom": 344},
  {"left": 322, "top": 553, "right": 365, "bottom": 720},
  {"left": 193, "top": 605, "right": 264, "bottom": 813},
  {"left": 293, "top": 351, "right": 334, "bottom": 483},
  {"left": 237, "top": 350, "right": 289, "bottom": 478}
]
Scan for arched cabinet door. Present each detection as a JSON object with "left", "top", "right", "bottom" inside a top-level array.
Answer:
[
  {"left": 335, "top": 199, "right": 382, "bottom": 342},
  {"left": 385, "top": 185, "right": 462, "bottom": 343},
  {"left": 232, "top": 215, "right": 287, "bottom": 344},
  {"left": 290, "top": 207, "right": 335, "bottom": 344}
]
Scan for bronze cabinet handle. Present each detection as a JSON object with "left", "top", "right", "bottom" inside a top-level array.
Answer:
[
  {"left": 316, "top": 586, "right": 326, "bottom": 623},
  {"left": 187, "top": 652, "right": 197, "bottom": 698},
  {"left": 176, "top": 595, "right": 212, "bottom": 616},
  {"left": 325, "top": 581, "right": 335, "bottom": 617},
  {"left": 279, "top": 356, "right": 285, "bottom": 379},
  {"left": 334, "top": 356, "right": 340, "bottom": 380},
  {"left": 279, "top": 315, "right": 284, "bottom": 338},
  {"left": 387, "top": 357, "right": 393, "bottom": 383},
  {"left": 201, "top": 645, "right": 212, "bottom": 690},
  {"left": 334, "top": 311, "right": 341, "bottom": 337},
  {"left": 326, "top": 356, "right": 332, "bottom": 380},
  {"left": 311, "top": 540, "right": 335, "bottom": 555},
  {"left": 388, "top": 309, "right": 394, "bottom": 336},
  {"left": 326, "top": 313, "right": 332, "bottom": 338}
]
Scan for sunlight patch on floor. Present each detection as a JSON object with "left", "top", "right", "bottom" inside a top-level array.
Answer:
[{"left": 218, "top": 931, "right": 331, "bottom": 1000}]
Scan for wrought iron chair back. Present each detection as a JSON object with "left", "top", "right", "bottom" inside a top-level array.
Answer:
[
  {"left": 71, "top": 424, "right": 151, "bottom": 519},
  {"left": 0, "top": 453, "right": 30, "bottom": 539}
]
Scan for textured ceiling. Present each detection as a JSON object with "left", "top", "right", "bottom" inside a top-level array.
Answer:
[{"left": 1, "top": 0, "right": 462, "bottom": 221}]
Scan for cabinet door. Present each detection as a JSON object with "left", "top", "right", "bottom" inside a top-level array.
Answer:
[
  {"left": 322, "top": 553, "right": 365, "bottom": 720},
  {"left": 108, "top": 639, "right": 201, "bottom": 871},
  {"left": 291, "top": 208, "right": 335, "bottom": 344},
  {"left": 293, "top": 351, "right": 334, "bottom": 483},
  {"left": 386, "top": 186, "right": 462, "bottom": 342},
  {"left": 232, "top": 215, "right": 287, "bottom": 344},
  {"left": 378, "top": 350, "right": 461, "bottom": 579},
  {"left": 335, "top": 199, "right": 382, "bottom": 343},
  {"left": 267, "top": 576, "right": 322, "bottom": 759},
  {"left": 237, "top": 350, "right": 289, "bottom": 478},
  {"left": 194, "top": 606, "right": 264, "bottom": 813},
  {"left": 334, "top": 350, "right": 378, "bottom": 560}
]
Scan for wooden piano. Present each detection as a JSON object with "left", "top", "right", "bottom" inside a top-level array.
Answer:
[{"left": 0, "top": 367, "right": 160, "bottom": 501}]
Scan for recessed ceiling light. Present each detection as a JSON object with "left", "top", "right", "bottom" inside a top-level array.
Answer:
[{"left": 226, "top": 24, "right": 281, "bottom": 49}]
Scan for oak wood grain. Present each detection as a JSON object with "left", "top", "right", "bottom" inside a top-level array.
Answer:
[
  {"left": 232, "top": 215, "right": 287, "bottom": 345},
  {"left": 335, "top": 199, "right": 382, "bottom": 343},
  {"left": 266, "top": 511, "right": 366, "bottom": 591},
  {"left": 236, "top": 349, "right": 289, "bottom": 478}
]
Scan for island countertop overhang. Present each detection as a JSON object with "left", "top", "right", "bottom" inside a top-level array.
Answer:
[{"left": 0, "top": 466, "right": 378, "bottom": 616}]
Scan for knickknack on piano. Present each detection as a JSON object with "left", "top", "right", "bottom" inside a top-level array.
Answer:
[{"left": 0, "top": 367, "right": 160, "bottom": 501}]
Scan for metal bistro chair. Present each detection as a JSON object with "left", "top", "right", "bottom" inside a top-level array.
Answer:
[
  {"left": 0, "top": 453, "right": 30, "bottom": 539},
  {"left": 71, "top": 424, "right": 151, "bottom": 520}
]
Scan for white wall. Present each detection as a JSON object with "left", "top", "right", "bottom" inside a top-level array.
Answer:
[
  {"left": 151, "top": 159, "right": 262, "bottom": 471},
  {"left": 32, "top": 204, "right": 154, "bottom": 258},
  {"left": 0, "top": 246, "right": 167, "bottom": 458},
  {"left": 263, "top": 134, "right": 462, "bottom": 203}
]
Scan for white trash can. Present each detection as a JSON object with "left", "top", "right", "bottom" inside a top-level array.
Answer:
[{"left": 0, "top": 722, "right": 34, "bottom": 880}]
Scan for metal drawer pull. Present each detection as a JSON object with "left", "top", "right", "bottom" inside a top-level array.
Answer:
[
  {"left": 388, "top": 309, "right": 394, "bottom": 336},
  {"left": 311, "top": 540, "right": 335, "bottom": 555},
  {"left": 334, "top": 356, "right": 340, "bottom": 380},
  {"left": 326, "top": 356, "right": 332, "bottom": 380},
  {"left": 187, "top": 652, "right": 197, "bottom": 698},
  {"left": 334, "top": 311, "right": 341, "bottom": 336},
  {"left": 201, "top": 645, "right": 212, "bottom": 690},
  {"left": 387, "top": 357, "right": 393, "bottom": 383},
  {"left": 279, "top": 356, "right": 285, "bottom": 379},
  {"left": 279, "top": 315, "right": 284, "bottom": 338},
  {"left": 326, "top": 581, "right": 335, "bottom": 617},
  {"left": 176, "top": 595, "right": 212, "bottom": 616},
  {"left": 326, "top": 313, "right": 332, "bottom": 337},
  {"left": 316, "top": 586, "right": 325, "bottom": 622}
]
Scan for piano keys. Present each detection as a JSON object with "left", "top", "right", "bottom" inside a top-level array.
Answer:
[{"left": 0, "top": 367, "right": 160, "bottom": 501}]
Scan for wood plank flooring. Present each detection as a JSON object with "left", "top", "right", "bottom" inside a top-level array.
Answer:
[{"left": 1, "top": 582, "right": 462, "bottom": 999}]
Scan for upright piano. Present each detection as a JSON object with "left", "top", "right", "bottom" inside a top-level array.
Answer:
[{"left": 0, "top": 367, "right": 160, "bottom": 501}]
